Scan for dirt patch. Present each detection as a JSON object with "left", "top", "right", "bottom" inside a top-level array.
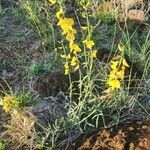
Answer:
[
  {"left": 0, "top": 0, "right": 19, "bottom": 8},
  {"left": 77, "top": 121, "right": 150, "bottom": 150},
  {"left": 33, "top": 71, "right": 79, "bottom": 97}
]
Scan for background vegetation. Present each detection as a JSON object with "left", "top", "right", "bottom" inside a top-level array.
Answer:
[{"left": 0, "top": 0, "right": 149, "bottom": 149}]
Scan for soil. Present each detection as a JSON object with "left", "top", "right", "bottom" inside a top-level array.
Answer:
[
  {"left": 33, "top": 71, "right": 79, "bottom": 97},
  {"left": 33, "top": 71, "right": 68, "bottom": 97},
  {"left": 0, "top": 0, "right": 19, "bottom": 8},
  {"left": 76, "top": 121, "right": 150, "bottom": 150}
]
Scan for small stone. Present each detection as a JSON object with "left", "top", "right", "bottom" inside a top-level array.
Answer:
[
  {"left": 127, "top": 9, "right": 148, "bottom": 22},
  {"left": 129, "top": 143, "right": 135, "bottom": 150},
  {"left": 142, "top": 125, "right": 148, "bottom": 129},
  {"left": 2, "top": 70, "right": 13, "bottom": 78},
  {"left": 128, "top": 126, "right": 134, "bottom": 131}
]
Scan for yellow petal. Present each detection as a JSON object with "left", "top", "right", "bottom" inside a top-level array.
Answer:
[
  {"left": 60, "top": 18, "right": 74, "bottom": 31},
  {"left": 111, "top": 61, "right": 118, "bottom": 70},
  {"left": 116, "top": 70, "right": 124, "bottom": 79},
  {"left": 66, "top": 32, "right": 75, "bottom": 42},
  {"left": 57, "top": 19, "right": 64, "bottom": 26},
  {"left": 69, "top": 42, "right": 81, "bottom": 54},
  {"left": 65, "top": 68, "right": 69, "bottom": 75},
  {"left": 64, "top": 63, "right": 69, "bottom": 69},
  {"left": 109, "top": 70, "right": 117, "bottom": 79},
  {"left": 70, "top": 56, "right": 77, "bottom": 66},
  {"left": 64, "top": 63, "right": 69, "bottom": 75},
  {"left": 49, "top": 0, "right": 56, "bottom": 4},
  {"left": 107, "top": 79, "right": 120, "bottom": 90},
  {"left": 56, "top": 8, "right": 63, "bottom": 19},
  {"left": 118, "top": 43, "right": 125, "bottom": 52},
  {"left": 73, "top": 46, "right": 81, "bottom": 54},
  {"left": 87, "top": 40, "right": 94, "bottom": 49},
  {"left": 91, "top": 50, "right": 97, "bottom": 58},
  {"left": 122, "top": 59, "right": 129, "bottom": 67},
  {"left": 61, "top": 54, "right": 71, "bottom": 59},
  {"left": 82, "top": 37, "right": 94, "bottom": 49}
]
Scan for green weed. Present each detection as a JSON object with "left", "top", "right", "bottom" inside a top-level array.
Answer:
[
  {"left": 0, "top": 141, "right": 6, "bottom": 150},
  {"left": 20, "top": 0, "right": 57, "bottom": 50}
]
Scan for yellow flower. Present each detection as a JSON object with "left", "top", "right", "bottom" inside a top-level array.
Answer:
[
  {"left": 65, "top": 68, "right": 69, "bottom": 75},
  {"left": 91, "top": 50, "right": 97, "bottom": 58},
  {"left": 49, "top": 0, "right": 56, "bottom": 4},
  {"left": 122, "top": 59, "right": 129, "bottom": 67},
  {"left": 66, "top": 28, "right": 76, "bottom": 41},
  {"left": 69, "top": 42, "right": 81, "bottom": 54},
  {"left": 109, "top": 70, "right": 117, "bottom": 79},
  {"left": 116, "top": 69, "right": 124, "bottom": 80},
  {"left": 57, "top": 17, "right": 76, "bottom": 42},
  {"left": 64, "top": 63, "right": 69, "bottom": 75},
  {"left": 61, "top": 53, "right": 71, "bottom": 59},
  {"left": 57, "top": 18, "right": 74, "bottom": 35},
  {"left": 107, "top": 56, "right": 129, "bottom": 90},
  {"left": 111, "top": 61, "right": 118, "bottom": 70},
  {"left": 118, "top": 43, "right": 125, "bottom": 52},
  {"left": 56, "top": 8, "right": 63, "bottom": 20},
  {"left": 82, "top": 37, "right": 94, "bottom": 49},
  {"left": 70, "top": 56, "right": 77, "bottom": 67},
  {"left": 107, "top": 79, "right": 120, "bottom": 90},
  {"left": 0, "top": 95, "right": 19, "bottom": 113},
  {"left": 3, "top": 103, "right": 11, "bottom": 112}
]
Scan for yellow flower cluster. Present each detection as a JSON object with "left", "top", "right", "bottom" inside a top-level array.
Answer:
[
  {"left": 56, "top": 8, "right": 81, "bottom": 75},
  {"left": 0, "top": 95, "right": 20, "bottom": 113},
  {"left": 107, "top": 58, "right": 129, "bottom": 90},
  {"left": 82, "top": 36, "right": 94, "bottom": 49},
  {"left": 54, "top": 4, "right": 97, "bottom": 75},
  {"left": 91, "top": 50, "right": 97, "bottom": 58},
  {"left": 82, "top": 36, "right": 97, "bottom": 59},
  {"left": 107, "top": 43, "right": 129, "bottom": 90}
]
